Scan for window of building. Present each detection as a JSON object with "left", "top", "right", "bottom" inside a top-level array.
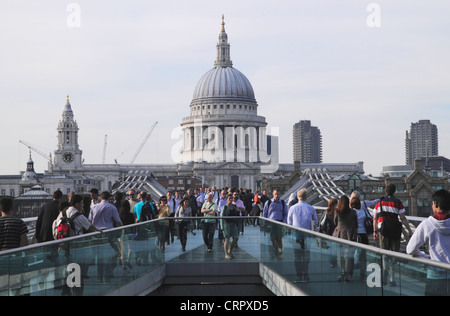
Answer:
[{"left": 417, "top": 198, "right": 431, "bottom": 217}]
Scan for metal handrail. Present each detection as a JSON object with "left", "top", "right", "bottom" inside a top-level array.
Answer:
[{"left": 3, "top": 214, "right": 436, "bottom": 270}]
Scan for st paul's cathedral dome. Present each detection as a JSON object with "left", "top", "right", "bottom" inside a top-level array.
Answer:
[{"left": 180, "top": 16, "right": 269, "bottom": 177}]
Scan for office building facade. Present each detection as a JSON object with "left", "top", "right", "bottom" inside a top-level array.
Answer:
[
  {"left": 293, "top": 120, "right": 322, "bottom": 163},
  {"left": 405, "top": 120, "right": 438, "bottom": 165}
]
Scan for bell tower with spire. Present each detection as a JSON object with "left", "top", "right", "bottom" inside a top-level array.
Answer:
[
  {"left": 214, "top": 15, "right": 233, "bottom": 68},
  {"left": 54, "top": 95, "right": 83, "bottom": 170}
]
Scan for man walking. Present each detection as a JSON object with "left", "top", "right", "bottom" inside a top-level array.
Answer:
[
  {"left": 262, "top": 189, "right": 288, "bottom": 259},
  {"left": 287, "top": 189, "right": 318, "bottom": 282},
  {"left": 89, "top": 191, "right": 123, "bottom": 283},
  {"left": 35, "top": 190, "right": 63, "bottom": 243},
  {"left": 201, "top": 193, "right": 219, "bottom": 252},
  {"left": 373, "top": 183, "right": 413, "bottom": 286}
]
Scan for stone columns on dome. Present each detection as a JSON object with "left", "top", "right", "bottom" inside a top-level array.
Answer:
[{"left": 181, "top": 122, "right": 267, "bottom": 164}]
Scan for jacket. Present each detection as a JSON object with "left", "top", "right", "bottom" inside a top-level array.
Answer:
[
  {"left": 407, "top": 216, "right": 450, "bottom": 264},
  {"left": 407, "top": 216, "right": 450, "bottom": 279},
  {"left": 35, "top": 200, "right": 60, "bottom": 242},
  {"left": 332, "top": 209, "right": 358, "bottom": 241}
]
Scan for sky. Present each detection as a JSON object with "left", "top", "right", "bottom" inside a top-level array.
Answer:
[{"left": 1, "top": 0, "right": 449, "bottom": 177}]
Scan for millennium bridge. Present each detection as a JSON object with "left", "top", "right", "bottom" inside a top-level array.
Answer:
[{"left": 1, "top": 212, "right": 449, "bottom": 296}]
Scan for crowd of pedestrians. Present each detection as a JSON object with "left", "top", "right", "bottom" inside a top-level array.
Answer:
[{"left": 1, "top": 182, "right": 450, "bottom": 295}]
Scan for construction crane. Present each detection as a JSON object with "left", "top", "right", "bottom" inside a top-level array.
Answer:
[
  {"left": 129, "top": 121, "right": 158, "bottom": 165},
  {"left": 19, "top": 140, "right": 54, "bottom": 171},
  {"left": 102, "top": 135, "right": 107, "bottom": 164},
  {"left": 19, "top": 140, "right": 52, "bottom": 162}
]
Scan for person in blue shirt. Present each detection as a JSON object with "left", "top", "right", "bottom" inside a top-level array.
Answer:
[
  {"left": 263, "top": 189, "right": 288, "bottom": 223},
  {"left": 287, "top": 189, "right": 318, "bottom": 230},
  {"left": 262, "top": 189, "right": 288, "bottom": 259},
  {"left": 287, "top": 189, "right": 317, "bottom": 282}
]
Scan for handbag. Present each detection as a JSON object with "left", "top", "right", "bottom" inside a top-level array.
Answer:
[
  {"left": 363, "top": 202, "right": 374, "bottom": 234},
  {"left": 380, "top": 218, "right": 402, "bottom": 240}
]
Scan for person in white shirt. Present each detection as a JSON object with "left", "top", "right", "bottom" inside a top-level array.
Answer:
[
  {"left": 53, "top": 195, "right": 99, "bottom": 238},
  {"left": 407, "top": 189, "right": 450, "bottom": 296}
]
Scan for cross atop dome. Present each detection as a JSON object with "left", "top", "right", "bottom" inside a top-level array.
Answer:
[{"left": 221, "top": 14, "right": 225, "bottom": 32}]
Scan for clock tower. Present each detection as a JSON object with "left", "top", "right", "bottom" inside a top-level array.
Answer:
[{"left": 54, "top": 95, "right": 83, "bottom": 170}]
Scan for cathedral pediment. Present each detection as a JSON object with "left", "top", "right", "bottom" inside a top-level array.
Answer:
[{"left": 216, "top": 162, "right": 255, "bottom": 170}]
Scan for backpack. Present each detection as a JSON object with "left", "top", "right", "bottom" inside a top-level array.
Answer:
[
  {"left": 266, "top": 199, "right": 286, "bottom": 220},
  {"left": 135, "top": 202, "right": 156, "bottom": 241},
  {"left": 139, "top": 202, "right": 156, "bottom": 222},
  {"left": 55, "top": 210, "right": 82, "bottom": 240}
]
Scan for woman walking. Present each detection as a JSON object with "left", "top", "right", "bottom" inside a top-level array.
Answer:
[
  {"left": 319, "top": 198, "right": 338, "bottom": 268},
  {"left": 221, "top": 194, "right": 239, "bottom": 259},
  {"left": 333, "top": 195, "right": 358, "bottom": 282},
  {"left": 351, "top": 196, "right": 370, "bottom": 280},
  {"left": 175, "top": 197, "right": 192, "bottom": 252},
  {"left": 157, "top": 196, "right": 170, "bottom": 251}
]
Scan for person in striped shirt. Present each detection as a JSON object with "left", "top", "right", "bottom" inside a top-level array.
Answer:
[
  {"left": 0, "top": 198, "right": 29, "bottom": 251},
  {"left": 373, "top": 183, "right": 413, "bottom": 286}
]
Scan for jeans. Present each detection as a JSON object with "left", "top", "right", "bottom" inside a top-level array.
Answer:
[{"left": 202, "top": 221, "right": 216, "bottom": 250}]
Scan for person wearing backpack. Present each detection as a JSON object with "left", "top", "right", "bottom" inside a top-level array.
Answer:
[
  {"left": 53, "top": 195, "right": 99, "bottom": 240},
  {"left": 134, "top": 191, "right": 155, "bottom": 222},
  {"left": 52, "top": 195, "right": 99, "bottom": 295}
]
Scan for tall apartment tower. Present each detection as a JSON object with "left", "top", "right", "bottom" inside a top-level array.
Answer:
[
  {"left": 405, "top": 120, "right": 438, "bottom": 165},
  {"left": 293, "top": 120, "right": 322, "bottom": 163}
]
